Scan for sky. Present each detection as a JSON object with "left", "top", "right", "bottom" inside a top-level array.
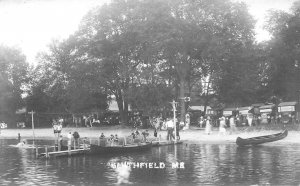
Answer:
[{"left": 0, "top": 0, "right": 297, "bottom": 65}]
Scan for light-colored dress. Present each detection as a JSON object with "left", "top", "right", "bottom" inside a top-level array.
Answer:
[
  {"left": 205, "top": 119, "right": 212, "bottom": 134},
  {"left": 219, "top": 118, "right": 226, "bottom": 135}
]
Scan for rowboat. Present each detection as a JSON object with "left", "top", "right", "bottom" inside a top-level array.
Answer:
[
  {"left": 89, "top": 142, "right": 152, "bottom": 154},
  {"left": 236, "top": 129, "right": 288, "bottom": 146}
]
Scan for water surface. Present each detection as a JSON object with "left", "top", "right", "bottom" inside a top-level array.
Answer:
[{"left": 0, "top": 139, "right": 300, "bottom": 185}]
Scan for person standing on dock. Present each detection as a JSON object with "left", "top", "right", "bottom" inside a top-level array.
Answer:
[
  {"left": 73, "top": 131, "right": 80, "bottom": 149},
  {"left": 142, "top": 130, "right": 149, "bottom": 142},
  {"left": 166, "top": 118, "right": 175, "bottom": 141}
]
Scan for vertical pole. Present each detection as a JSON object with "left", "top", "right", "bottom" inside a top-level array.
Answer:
[
  {"left": 124, "top": 137, "right": 127, "bottom": 146},
  {"left": 31, "top": 111, "right": 35, "bottom": 147},
  {"left": 173, "top": 100, "right": 177, "bottom": 142},
  {"left": 58, "top": 136, "right": 61, "bottom": 151}
]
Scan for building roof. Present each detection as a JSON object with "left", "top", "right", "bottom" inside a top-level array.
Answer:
[
  {"left": 278, "top": 101, "right": 297, "bottom": 106},
  {"left": 238, "top": 106, "right": 252, "bottom": 111},
  {"left": 223, "top": 108, "right": 237, "bottom": 111},
  {"left": 252, "top": 103, "right": 264, "bottom": 107},
  {"left": 259, "top": 104, "right": 275, "bottom": 109}
]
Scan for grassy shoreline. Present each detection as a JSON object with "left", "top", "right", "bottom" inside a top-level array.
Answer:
[{"left": 1, "top": 124, "right": 299, "bottom": 145}]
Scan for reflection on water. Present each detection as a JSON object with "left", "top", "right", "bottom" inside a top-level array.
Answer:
[{"left": 1, "top": 139, "right": 300, "bottom": 185}]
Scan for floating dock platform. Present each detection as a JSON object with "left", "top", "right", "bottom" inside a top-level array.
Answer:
[
  {"left": 151, "top": 140, "right": 184, "bottom": 147},
  {"left": 38, "top": 148, "right": 90, "bottom": 158}
]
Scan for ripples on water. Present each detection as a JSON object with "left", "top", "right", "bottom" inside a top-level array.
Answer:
[{"left": 1, "top": 139, "right": 300, "bottom": 185}]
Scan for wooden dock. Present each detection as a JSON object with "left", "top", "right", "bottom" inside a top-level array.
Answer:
[{"left": 38, "top": 148, "right": 90, "bottom": 158}]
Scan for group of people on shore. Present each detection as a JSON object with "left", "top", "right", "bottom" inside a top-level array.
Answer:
[{"left": 199, "top": 115, "right": 238, "bottom": 135}]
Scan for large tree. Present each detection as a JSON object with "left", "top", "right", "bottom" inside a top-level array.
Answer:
[
  {"left": 29, "top": 40, "right": 108, "bottom": 115},
  {"left": 36, "top": 0, "right": 259, "bottom": 126},
  {"left": 263, "top": 2, "right": 300, "bottom": 101},
  {"left": 0, "top": 45, "right": 29, "bottom": 126}
]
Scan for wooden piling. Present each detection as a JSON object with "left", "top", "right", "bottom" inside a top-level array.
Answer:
[
  {"left": 45, "top": 146, "right": 49, "bottom": 158},
  {"left": 35, "top": 146, "right": 38, "bottom": 157}
]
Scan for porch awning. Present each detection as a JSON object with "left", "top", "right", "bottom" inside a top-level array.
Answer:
[
  {"left": 188, "top": 106, "right": 211, "bottom": 111},
  {"left": 223, "top": 108, "right": 237, "bottom": 111}
]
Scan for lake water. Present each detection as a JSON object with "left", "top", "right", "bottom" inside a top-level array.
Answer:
[{"left": 1, "top": 139, "right": 300, "bottom": 186}]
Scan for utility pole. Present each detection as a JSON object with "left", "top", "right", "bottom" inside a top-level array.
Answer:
[
  {"left": 28, "top": 110, "right": 35, "bottom": 147},
  {"left": 170, "top": 100, "right": 178, "bottom": 141},
  {"left": 298, "top": 90, "right": 300, "bottom": 123}
]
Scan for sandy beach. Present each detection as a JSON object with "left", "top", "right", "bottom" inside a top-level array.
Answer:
[{"left": 1, "top": 125, "right": 299, "bottom": 145}]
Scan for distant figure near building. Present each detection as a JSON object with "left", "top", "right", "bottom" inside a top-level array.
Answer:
[
  {"left": 205, "top": 116, "right": 212, "bottom": 135},
  {"left": 114, "top": 134, "right": 119, "bottom": 144},
  {"left": 18, "top": 133, "right": 21, "bottom": 143},
  {"left": 229, "top": 116, "right": 237, "bottom": 133},
  {"left": 109, "top": 134, "right": 115, "bottom": 146},
  {"left": 199, "top": 116, "right": 204, "bottom": 128},
  {"left": 185, "top": 113, "right": 190, "bottom": 129},
  {"left": 154, "top": 128, "right": 158, "bottom": 138},
  {"left": 219, "top": 116, "right": 227, "bottom": 135},
  {"left": 100, "top": 133, "right": 105, "bottom": 139}
]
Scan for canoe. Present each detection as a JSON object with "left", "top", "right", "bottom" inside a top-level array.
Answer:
[
  {"left": 89, "top": 142, "right": 152, "bottom": 154},
  {"left": 236, "top": 129, "right": 288, "bottom": 146},
  {"left": 151, "top": 140, "right": 184, "bottom": 147}
]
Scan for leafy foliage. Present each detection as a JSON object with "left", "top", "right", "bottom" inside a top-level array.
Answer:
[{"left": 0, "top": 45, "right": 29, "bottom": 125}]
